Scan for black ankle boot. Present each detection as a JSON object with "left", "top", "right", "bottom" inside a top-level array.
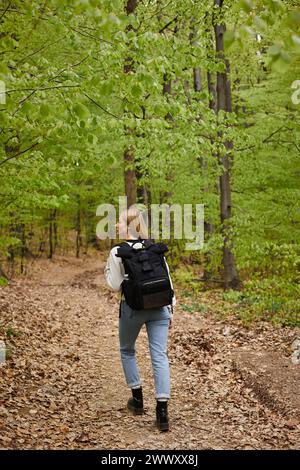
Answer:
[
  {"left": 156, "top": 400, "right": 169, "bottom": 431},
  {"left": 127, "top": 387, "right": 144, "bottom": 415}
]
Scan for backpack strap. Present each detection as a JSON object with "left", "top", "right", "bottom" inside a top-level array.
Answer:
[
  {"left": 113, "top": 238, "right": 153, "bottom": 255},
  {"left": 114, "top": 239, "right": 168, "bottom": 261},
  {"left": 128, "top": 238, "right": 153, "bottom": 250},
  {"left": 114, "top": 242, "right": 132, "bottom": 259}
]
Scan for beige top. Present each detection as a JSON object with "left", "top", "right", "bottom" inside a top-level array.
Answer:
[{"left": 104, "top": 239, "right": 176, "bottom": 309}]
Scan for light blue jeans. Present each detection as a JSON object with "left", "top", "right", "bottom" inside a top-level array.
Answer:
[{"left": 118, "top": 299, "right": 171, "bottom": 399}]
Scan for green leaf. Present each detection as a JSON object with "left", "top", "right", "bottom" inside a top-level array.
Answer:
[
  {"left": 253, "top": 16, "right": 268, "bottom": 31},
  {"left": 287, "top": 11, "right": 300, "bottom": 30},
  {"left": 267, "top": 0, "right": 284, "bottom": 14},
  {"left": 268, "top": 44, "right": 281, "bottom": 58},
  {"left": 239, "top": 0, "right": 254, "bottom": 13},
  {"left": 39, "top": 104, "right": 51, "bottom": 117},
  {"left": 88, "top": 133, "right": 98, "bottom": 144},
  {"left": 0, "top": 63, "right": 9, "bottom": 75},
  {"left": 21, "top": 102, "right": 33, "bottom": 114},
  {"left": 224, "top": 30, "right": 236, "bottom": 49},
  {"left": 292, "top": 35, "right": 300, "bottom": 51},
  {"left": 73, "top": 103, "right": 90, "bottom": 120},
  {"left": 239, "top": 25, "right": 255, "bottom": 39},
  {"left": 270, "top": 51, "right": 291, "bottom": 73},
  {"left": 131, "top": 84, "right": 143, "bottom": 98},
  {"left": 0, "top": 277, "right": 9, "bottom": 286},
  {"left": 100, "top": 81, "right": 114, "bottom": 95}
]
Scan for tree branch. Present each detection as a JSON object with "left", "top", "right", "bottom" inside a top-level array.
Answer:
[
  {"left": 18, "top": 36, "right": 67, "bottom": 64},
  {"left": 6, "top": 84, "right": 80, "bottom": 93},
  {"left": 0, "top": 1, "right": 12, "bottom": 21},
  {"left": 159, "top": 15, "right": 178, "bottom": 34},
  {"left": 83, "top": 92, "right": 121, "bottom": 120},
  {"left": 0, "top": 141, "right": 40, "bottom": 167},
  {"left": 70, "top": 26, "right": 114, "bottom": 46}
]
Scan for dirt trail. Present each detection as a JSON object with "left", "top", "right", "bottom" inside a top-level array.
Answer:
[{"left": 0, "top": 254, "right": 299, "bottom": 449}]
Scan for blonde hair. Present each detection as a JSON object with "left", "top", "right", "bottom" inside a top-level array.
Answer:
[{"left": 119, "top": 205, "right": 149, "bottom": 239}]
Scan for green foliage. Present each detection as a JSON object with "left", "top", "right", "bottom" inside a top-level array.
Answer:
[
  {"left": 5, "top": 326, "right": 22, "bottom": 338},
  {"left": 223, "top": 277, "right": 300, "bottom": 326},
  {"left": 0, "top": 0, "right": 299, "bottom": 326},
  {"left": 0, "top": 277, "right": 9, "bottom": 286}
]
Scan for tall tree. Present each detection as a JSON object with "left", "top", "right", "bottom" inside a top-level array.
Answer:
[
  {"left": 123, "top": 0, "right": 139, "bottom": 209},
  {"left": 213, "top": 0, "right": 241, "bottom": 288}
]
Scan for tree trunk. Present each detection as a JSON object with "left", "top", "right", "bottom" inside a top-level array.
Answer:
[
  {"left": 76, "top": 195, "right": 82, "bottom": 258},
  {"left": 48, "top": 211, "right": 53, "bottom": 259},
  {"left": 53, "top": 209, "right": 58, "bottom": 252},
  {"left": 124, "top": 146, "right": 137, "bottom": 209},
  {"left": 123, "top": 0, "right": 139, "bottom": 209},
  {"left": 0, "top": 265, "right": 8, "bottom": 280},
  {"left": 136, "top": 165, "right": 150, "bottom": 206},
  {"left": 160, "top": 72, "right": 175, "bottom": 203},
  {"left": 214, "top": 0, "right": 241, "bottom": 289},
  {"left": 7, "top": 214, "right": 16, "bottom": 277},
  {"left": 207, "top": 71, "right": 217, "bottom": 113},
  {"left": 20, "top": 223, "right": 25, "bottom": 274},
  {"left": 205, "top": 54, "right": 217, "bottom": 281},
  {"left": 190, "top": 18, "right": 214, "bottom": 280}
]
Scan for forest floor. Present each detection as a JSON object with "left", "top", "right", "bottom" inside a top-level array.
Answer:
[{"left": 0, "top": 252, "right": 299, "bottom": 450}]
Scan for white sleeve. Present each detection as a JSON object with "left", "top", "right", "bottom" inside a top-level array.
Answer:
[
  {"left": 164, "top": 256, "right": 176, "bottom": 308},
  {"left": 104, "top": 246, "right": 125, "bottom": 292}
]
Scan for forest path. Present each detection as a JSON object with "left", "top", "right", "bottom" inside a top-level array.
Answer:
[{"left": 0, "top": 253, "right": 299, "bottom": 450}]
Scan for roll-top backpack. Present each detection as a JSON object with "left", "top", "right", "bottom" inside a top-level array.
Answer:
[{"left": 114, "top": 238, "right": 174, "bottom": 310}]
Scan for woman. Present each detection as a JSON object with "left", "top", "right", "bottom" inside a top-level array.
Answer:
[{"left": 104, "top": 206, "right": 176, "bottom": 432}]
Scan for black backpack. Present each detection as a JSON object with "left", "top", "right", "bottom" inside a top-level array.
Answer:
[{"left": 114, "top": 238, "right": 174, "bottom": 310}]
